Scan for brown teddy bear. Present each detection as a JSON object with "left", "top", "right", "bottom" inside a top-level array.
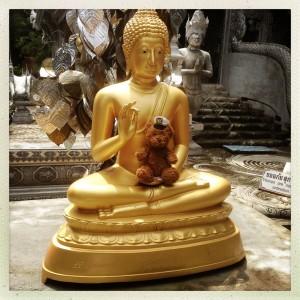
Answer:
[{"left": 135, "top": 117, "right": 180, "bottom": 185}]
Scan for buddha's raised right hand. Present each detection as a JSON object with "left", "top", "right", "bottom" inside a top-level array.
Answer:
[{"left": 118, "top": 101, "right": 139, "bottom": 143}]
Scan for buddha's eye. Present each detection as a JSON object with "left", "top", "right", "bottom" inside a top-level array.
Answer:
[{"left": 156, "top": 48, "right": 163, "bottom": 55}]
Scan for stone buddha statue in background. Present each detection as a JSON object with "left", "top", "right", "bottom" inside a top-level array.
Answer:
[
  {"left": 179, "top": 10, "right": 213, "bottom": 116},
  {"left": 42, "top": 10, "right": 244, "bottom": 284}
]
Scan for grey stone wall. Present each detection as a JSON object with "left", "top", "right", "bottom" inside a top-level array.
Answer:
[{"left": 222, "top": 52, "right": 290, "bottom": 126}]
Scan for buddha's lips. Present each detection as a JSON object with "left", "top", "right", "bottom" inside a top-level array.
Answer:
[{"left": 146, "top": 66, "right": 157, "bottom": 71}]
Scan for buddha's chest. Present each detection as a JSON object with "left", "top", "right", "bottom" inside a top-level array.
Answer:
[{"left": 116, "top": 84, "right": 173, "bottom": 131}]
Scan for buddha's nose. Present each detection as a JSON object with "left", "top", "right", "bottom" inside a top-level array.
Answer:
[{"left": 148, "top": 50, "right": 156, "bottom": 65}]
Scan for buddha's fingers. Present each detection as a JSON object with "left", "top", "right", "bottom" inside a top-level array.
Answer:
[
  {"left": 128, "top": 102, "right": 139, "bottom": 121},
  {"left": 130, "top": 107, "right": 139, "bottom": 124},
  {"left": 120, "top": 103, "right": 129, "bottom": 118},
  {"left": 120, "top": 101, "right": 137, "bottom": 119}
]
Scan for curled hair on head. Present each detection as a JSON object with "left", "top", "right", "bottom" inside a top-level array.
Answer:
[{"left": 122, "top": 9, "right": 171, "bottom": 62}]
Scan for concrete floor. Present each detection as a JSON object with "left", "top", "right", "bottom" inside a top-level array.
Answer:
[{"left": 5, "top": 122, "right": 295, "bottom": 297}]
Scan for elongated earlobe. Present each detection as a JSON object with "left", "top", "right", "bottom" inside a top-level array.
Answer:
[{"left": 126, "top": 66, "right": 130, "bottom": 77}]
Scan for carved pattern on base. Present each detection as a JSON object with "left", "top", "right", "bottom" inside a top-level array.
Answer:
[{"left": 57, "top": 218, "right": 235, "bottom": 247}]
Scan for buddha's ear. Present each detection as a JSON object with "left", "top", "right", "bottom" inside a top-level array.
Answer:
[
  {"left": 125, "top": 66, "right": 130, "bottom": 77},
  {"left": 122, "top": 44, "right": 127, "bottom": 58},
  {"left": 122, "top": 45, "right": 131, "bottom": 76}
]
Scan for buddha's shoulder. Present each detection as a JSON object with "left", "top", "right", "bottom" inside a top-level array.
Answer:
[
  {"left": 162, "top": 82, "right": 187, "bottom": 99},
  {"left": 201, "top": 49, "right": 211, "bottom": 57},
  {"left": 96, "top": 81, "right": 129, "bottom": 96}
]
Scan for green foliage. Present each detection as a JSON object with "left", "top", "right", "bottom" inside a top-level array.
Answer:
[
  {"left": 15, "top": 31, "right": 44, "bottom": 57},
  {"left": 10, "top": 10, "right": 52, "bottom": 76},
  {"left": 13, "top": 65, "right": 23, "bottom": 75},
  {"left": 15, "top": 30, "right": 51, "bottom": 75}
]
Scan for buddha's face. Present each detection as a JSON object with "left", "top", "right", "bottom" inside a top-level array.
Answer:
[
  {"left": 188, "top": 32, "right": 204, "bottom": 48},
  {"left": 128, "top": 37, "right": 165, "bottom": 81}
]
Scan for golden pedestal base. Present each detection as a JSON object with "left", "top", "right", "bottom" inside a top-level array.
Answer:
[{"left": 42, "top": 202, "right": 245, "bottom": 284}]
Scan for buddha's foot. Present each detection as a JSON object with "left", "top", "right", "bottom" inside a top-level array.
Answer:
[
  {"left": 169, "top": 177, "right": 209, "bottom": 190},
  {"left": 196, "top": 178, "right": 210, "bottom": 187},
  {"left": 99, "top": 202, "right": 151, "bottom": 219}
]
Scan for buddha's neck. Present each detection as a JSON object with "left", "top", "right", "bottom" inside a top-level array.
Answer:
[
  {"left": 188, "top": 45, "right": 201, "bottom": 51},
  {"left": 130, "top": 77, "right": 159, "bottom": 91}
]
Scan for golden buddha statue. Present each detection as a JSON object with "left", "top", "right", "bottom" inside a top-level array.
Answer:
[{"left": 42, "top": 10, "right": 244, "bottom": 284}]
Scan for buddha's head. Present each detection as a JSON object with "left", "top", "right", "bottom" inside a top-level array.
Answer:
[{"left": 123, "top": 10, "right": 170, "bottom": 79}]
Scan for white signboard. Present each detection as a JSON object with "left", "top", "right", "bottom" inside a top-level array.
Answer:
[{"left": 260, "top": 169, "right": 291, "bottom": 197}]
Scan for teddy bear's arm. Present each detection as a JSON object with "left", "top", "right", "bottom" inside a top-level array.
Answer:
[
  {"left": 166, "top": 150, "right": 178, "bottom": 164},
  {"left": 135, "top": 146, "right": 150, "bottom": 161}
]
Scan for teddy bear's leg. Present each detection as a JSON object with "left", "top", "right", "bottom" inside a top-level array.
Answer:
[
  {"left": 161, "top": 167, "right": 180, "bottom": 185},
  {"left": 136, "top": 165, "right": 154, "bottom": 184}
]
